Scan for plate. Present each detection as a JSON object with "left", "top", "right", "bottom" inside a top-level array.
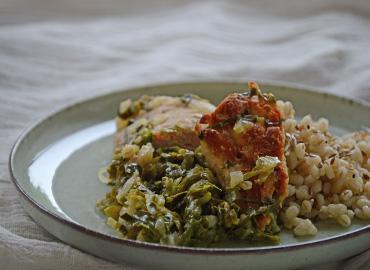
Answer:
[{"left": 9, "top": 82, "right": 370, "bottom": 270}]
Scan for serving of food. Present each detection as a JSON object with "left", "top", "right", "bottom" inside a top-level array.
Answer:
[
  {"left": 96, "top": 82, "right": 370, "bottom": 246},
  {"left": 10, "top": 81, "right": 370, "bottom": 268}
]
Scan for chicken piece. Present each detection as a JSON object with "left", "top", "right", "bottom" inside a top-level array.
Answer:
[
  {"left": 196, "top": 82, "right": 289, "bottom": 207},
  {"left": 115, "top": 95, "right": 215, "bottom": 151}
]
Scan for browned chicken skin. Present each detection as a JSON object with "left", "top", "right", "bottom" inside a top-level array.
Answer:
[{"left": 196, "top": 82, "right": 289, "bottom": 213}]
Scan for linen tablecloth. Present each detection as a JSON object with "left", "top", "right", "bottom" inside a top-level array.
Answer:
[{"left": 0, "top": 1, "right": 369, "bottom": 269}]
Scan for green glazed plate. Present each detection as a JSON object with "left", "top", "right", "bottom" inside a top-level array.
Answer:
[{"left": 9, "top": 82, "right": 370, "bottom": 270}]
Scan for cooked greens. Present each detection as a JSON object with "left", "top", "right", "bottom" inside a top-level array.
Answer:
[
  {"left": 97, "top": 144, "right": 280, "bottom": 246},
  {"left": 243, "top": 156, "right": 280, "bottom": 183}
]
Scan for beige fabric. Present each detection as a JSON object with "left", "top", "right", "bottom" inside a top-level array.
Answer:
[{"left": 0, "top": 0, "right": 369, "bottom": 269}]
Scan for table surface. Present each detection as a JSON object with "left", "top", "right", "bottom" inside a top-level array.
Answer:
[{"left": 0, "top": 1, "right": 369, "bottom": 269}]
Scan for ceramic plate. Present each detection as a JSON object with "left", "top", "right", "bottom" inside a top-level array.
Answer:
[{"left": 9, "top": 82, "right": 370, "bottom": 270}]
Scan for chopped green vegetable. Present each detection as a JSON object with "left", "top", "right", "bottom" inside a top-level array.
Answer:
[
  {"left": 243, "top": 156, "right": 280, "bottom": 183},
  {"left": 233, "top": 118, "right": 255, "bottom": 134},
  {"left": 98, "top": 143, "right": 281, "bottom": 246}
]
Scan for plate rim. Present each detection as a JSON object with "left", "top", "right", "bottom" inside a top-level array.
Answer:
[{"left": 9, "top": 80, "right": 370, "bottom": 255}]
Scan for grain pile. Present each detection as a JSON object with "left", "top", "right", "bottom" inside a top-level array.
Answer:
[{"left": 277, "top": 101, "right": 370, "bottom": 236}]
